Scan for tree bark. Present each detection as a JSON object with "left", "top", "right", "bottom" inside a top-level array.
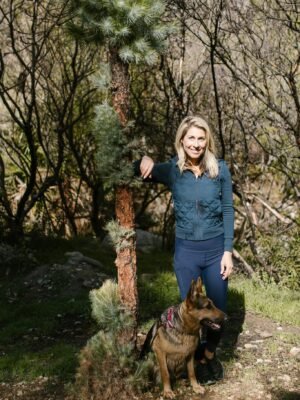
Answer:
[{"left": 109, "top": 47, "right": 138, "bottom": 341}]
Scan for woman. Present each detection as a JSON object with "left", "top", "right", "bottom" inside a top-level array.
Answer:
[{"left": 136, "top": 115, "right": 234, "bottom": 384}]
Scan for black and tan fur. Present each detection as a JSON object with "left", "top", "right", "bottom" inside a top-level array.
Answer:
[{"left": 140, "top": 277, "right": 225, "bottom": 398}]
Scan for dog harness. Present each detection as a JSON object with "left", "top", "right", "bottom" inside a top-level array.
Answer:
[{"left": 160, "top": 305, "right": 179, "bottom": 329}]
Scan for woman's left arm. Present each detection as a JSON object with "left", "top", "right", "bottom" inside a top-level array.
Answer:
[
  {"left": 220, "top": 161, "right": 234, "bottom": 279},
  {"left": 221, "top": 251, "right": 233, "bottom": 280}
]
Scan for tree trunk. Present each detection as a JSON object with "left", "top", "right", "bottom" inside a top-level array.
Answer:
[{"left": 109, "top": 47, "right": 138, "bottom": 342}]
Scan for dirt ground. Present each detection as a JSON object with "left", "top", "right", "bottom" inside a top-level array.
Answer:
[
  {"left": 0, "top": 261, "right": 299, "bottom": 400},
  {"left": 1, "top": 312, "right": 299, "bottom": 400}
]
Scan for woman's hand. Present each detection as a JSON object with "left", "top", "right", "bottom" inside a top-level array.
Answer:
[
  {"left": 220, "top": 251, "right": 233, "bottom": 280},
  {"left": 140, "top": 155, "right": 154, "bottom": 179}
]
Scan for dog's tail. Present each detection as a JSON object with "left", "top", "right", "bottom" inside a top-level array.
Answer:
[{"left": 139, "top": 321, "right": 160, "bottom": 359}]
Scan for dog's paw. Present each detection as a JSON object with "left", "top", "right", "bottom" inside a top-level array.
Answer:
[
  {"left": 163, "top": 388, "right": 175, "bottom": 399},
  {"left": 192, "top": 383, "right": 205, "bottom": 394}
]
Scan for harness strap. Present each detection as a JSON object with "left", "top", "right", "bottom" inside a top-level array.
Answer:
[{"left": 160, "top": 305, "right": 178, "bottom": 329}]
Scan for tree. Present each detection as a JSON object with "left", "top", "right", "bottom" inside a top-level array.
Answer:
[
  {"left": 68, "top": 0, "right": 171, "bottom": 341},
  {"left": 169, "top": 0, "right": 299, "bottom": 277},
  {"left": 0, "top": 0, "right": 98, "bottom": 238}
]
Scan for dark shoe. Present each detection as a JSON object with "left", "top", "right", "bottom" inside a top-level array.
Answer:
[
  {"left": 206, "top": 355, "right": 224, "bottom": 381},
  {"left": 195, "top": 361, "right": 216, "bottom": 385}
]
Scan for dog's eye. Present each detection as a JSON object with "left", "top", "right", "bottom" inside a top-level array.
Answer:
[{"left": 205, "top": 303, "right": 212, "bottom": 309}]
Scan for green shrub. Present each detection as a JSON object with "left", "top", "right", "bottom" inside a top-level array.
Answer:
[
  {"left": 74, "top": 280, "right": 155, "bottom": 399},
  {"left": 255, "top": 229, "right": 300, "bottom": 290}
]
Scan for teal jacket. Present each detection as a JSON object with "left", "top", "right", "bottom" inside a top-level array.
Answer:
[{"left": 136, "top": 157, "right": 234, "bottom": 251}]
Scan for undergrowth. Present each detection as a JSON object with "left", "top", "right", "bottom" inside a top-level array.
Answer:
[
  {"left": 0, "top": 234, "right": 299, "bottom": 389},
  {"left": 72, "top": 280, "right": 155, "bottom": 400},
  {"left": 230, "top": 276, "right": 300, "bottom": 326}
]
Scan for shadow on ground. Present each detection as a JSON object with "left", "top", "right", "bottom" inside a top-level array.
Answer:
[
  {"left": 220, "top": 287, "right": 246, "bottom": 362},
  {"left": 271, "top": 390, "right": 300, "bottom": 400}
]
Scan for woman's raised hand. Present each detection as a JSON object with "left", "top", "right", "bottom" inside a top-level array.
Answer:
[{"left": 140, "top": 155, "right": 154, "bottom": 179}]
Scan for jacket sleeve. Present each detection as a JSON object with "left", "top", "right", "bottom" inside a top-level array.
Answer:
[
  {"left": 219, "top": 160, "right": 234, "bottom": 251},
  {"left": 133, "top": 159, "right": 174, "bottom": 189}
]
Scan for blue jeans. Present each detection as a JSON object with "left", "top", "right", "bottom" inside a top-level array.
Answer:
[{"left": 174, "top": 234, "right": 227, "bottom": 353}]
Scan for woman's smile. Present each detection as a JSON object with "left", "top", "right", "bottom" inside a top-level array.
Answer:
[{"left": 181, "top": 126, "right": 207, "bottom": 164}]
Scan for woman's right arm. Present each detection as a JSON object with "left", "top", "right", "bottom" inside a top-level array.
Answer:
[
  {"left": 140, "top": 156, "right": 154, "bottom": 179},
  {"left": 134, "top": 155, "right": 174, "bottom": 188}
]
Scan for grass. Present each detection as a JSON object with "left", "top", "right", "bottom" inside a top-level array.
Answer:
[
  {"left": 0, "top": 343, "right": 78, "bottom": 381},
  {"left": 138, "top": 272, "right": 180, "bottom": 321},
  {"left": 230, "top": 276, "right": 300, "bottom": 326},
  {"left": 0, "top": 234, "right": 299, "bottom": 384}
]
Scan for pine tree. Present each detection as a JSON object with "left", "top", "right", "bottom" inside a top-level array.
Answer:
[{"left": 68, "top": 0, "right": 171, "bottom": 343}]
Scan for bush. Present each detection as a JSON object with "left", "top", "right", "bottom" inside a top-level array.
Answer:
[
  {"left": 255, "top": 229, "right": 300, "bottom": 290},
  {"left": 73, "top": 280, "right": 155, "bottom": 400},
  {"left": 0, "top": 242, "right": 37, "bottom": 275}
]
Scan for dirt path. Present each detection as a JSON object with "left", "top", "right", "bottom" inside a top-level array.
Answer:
[{"left": 1, "top": 311, "right": 299, "bottom": 400}]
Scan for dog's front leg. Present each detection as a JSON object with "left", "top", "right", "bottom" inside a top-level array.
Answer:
[
  {"left": 155, "top": 349, "right": 174, "bottom": 399},
  {"left": 186, "top": 355, "right": 205, "bottom": 394}
]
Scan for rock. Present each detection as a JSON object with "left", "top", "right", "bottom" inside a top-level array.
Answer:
[
  {"left": 65, "top": 251, "right": 104, "bottom": 268},
  {"left": 258, "top": 330, "right": 273, "bottom": 338},
  {"left": 82, "top": 279, "right": 95, "bottom": 288},
  {"left": 244, "top": 343, "right": 258, "bottom": 349},
  {"left": 278, "top": 374, "right": 291, "bottom": 382},
  {"left": 290, "top": 347, "right": 300, "bottom": 358}
]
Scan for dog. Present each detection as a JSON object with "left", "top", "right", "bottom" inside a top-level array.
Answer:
[{"left": 140, "top": 277, "right": 225, "bottom": 398}]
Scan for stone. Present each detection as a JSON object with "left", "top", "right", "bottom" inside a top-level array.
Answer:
[
  {"left": 278, "top": 374, "right": 291, "bottom": 382},
  {"left": 259, "top": 330, "right": 273, "bottom": 338},
  {"left": 65, "top": 251, "right": 104, "bottom": 268},
  {"left": 244, "top": 343, "right": 258, "bottom": 349},
  {"left": 290, "top": 347, "right": 300, "bottom": 357}
]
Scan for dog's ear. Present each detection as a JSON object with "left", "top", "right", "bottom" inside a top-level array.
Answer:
[
  {"left": 188, "top": 279, "right": 196, "bottom": 297},
  {"left": 186, "top": 277, "right": 205, "bottom": 309},
  {"left": 195, "top": 277, "right": 203, "bottom": 293},
  {"left": 186, "top": 279, "right": 196, "bottom": 308}
]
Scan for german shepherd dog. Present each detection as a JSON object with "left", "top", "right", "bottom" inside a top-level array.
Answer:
[{"left": 140, "top": 277, "right": 225, "bottom": 398}]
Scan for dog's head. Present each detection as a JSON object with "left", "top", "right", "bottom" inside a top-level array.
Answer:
[{"left": 185, "top": 277, "right": 226, "bottom": 330}]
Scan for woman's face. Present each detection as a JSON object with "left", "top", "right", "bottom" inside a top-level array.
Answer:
[{"left": 181, "top": 126, "right": 207, "bottom": 164}]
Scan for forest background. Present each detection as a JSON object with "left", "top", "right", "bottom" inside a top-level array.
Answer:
[
  {"left": 0, "top": 0, "right": 299, "bottom": 288},
  {"left": 0, "top": 1, "right": 299, "bottom": 399}
]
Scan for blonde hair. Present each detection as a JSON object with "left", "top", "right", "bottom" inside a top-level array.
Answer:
[{"left": 174, "top": 116, "right": 219, "bottom": 178}]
